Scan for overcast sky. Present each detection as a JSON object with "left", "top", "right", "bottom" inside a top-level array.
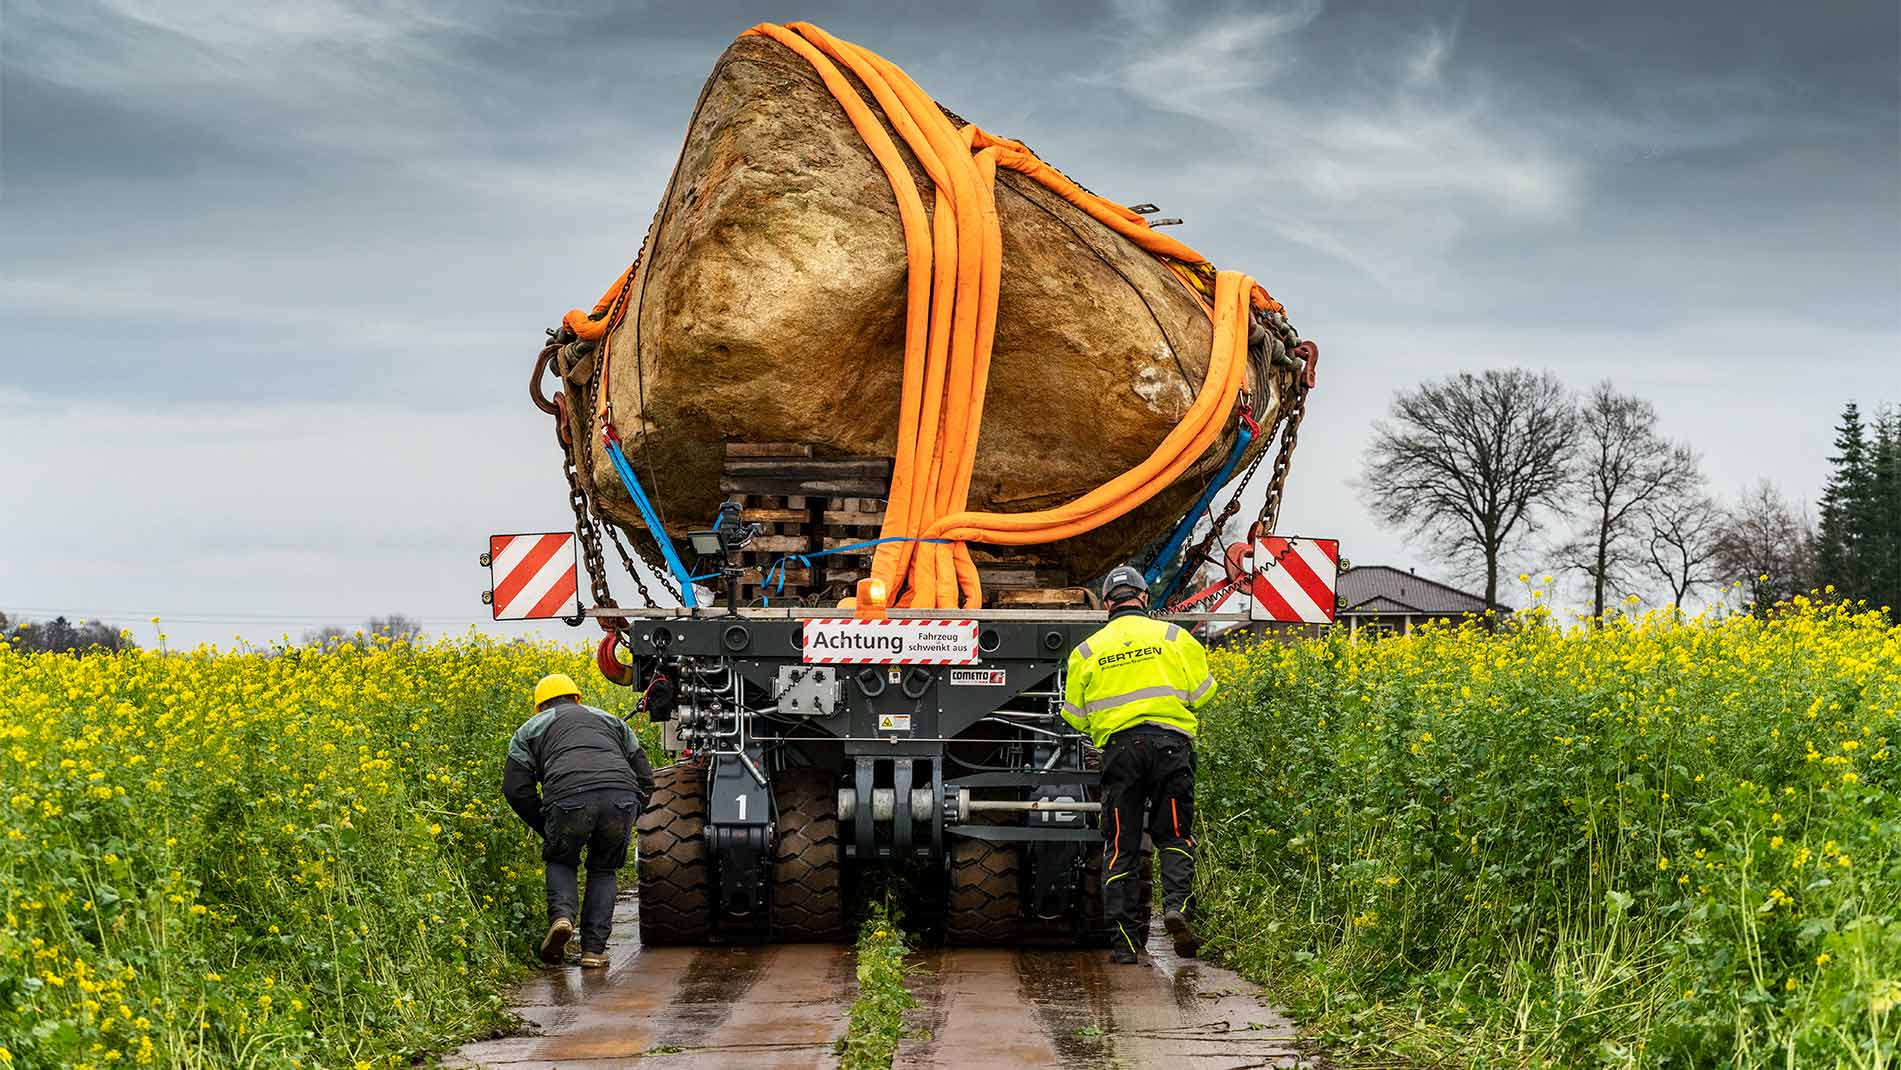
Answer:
[{"left": 2, "top": 0, "right": 1896, "bottom": 646}]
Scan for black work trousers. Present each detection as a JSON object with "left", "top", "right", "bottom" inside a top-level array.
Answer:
[
  {"left": 1100, "top": 726, "right": 1196, "bottom": 953},
  {"left": 542, "top": 789, "right": 641, "bottom": 953}
]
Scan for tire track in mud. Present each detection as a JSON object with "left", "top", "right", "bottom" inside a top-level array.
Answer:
[
  {"left": 894, "top": 915, "right": 1320, "bottom": 1069},
  {"left": 645, "top": 943, "right": 776, "bottom": 1051},
  {"left": 444, "top": 898, "right": 855, "bottom": 1069},
  {"left": 1017, "top": 949, "right": 1119, "bottom": 1067}
]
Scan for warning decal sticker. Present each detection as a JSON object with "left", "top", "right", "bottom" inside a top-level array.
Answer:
[
  {"left": 802, "top": 619, "right": 980, "bottom": 665},
  {"left": 948, "top": 668, "right": 1007, "bottom": 686}
]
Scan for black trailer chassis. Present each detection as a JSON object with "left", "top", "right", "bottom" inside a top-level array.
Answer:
[{"left": 603, "top": 606, "right": 1238, "bottom": 946}]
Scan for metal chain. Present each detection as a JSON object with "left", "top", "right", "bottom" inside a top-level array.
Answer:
[
  {"left": 1179, "top": 415, "right": 1275, "bottom": 574},
  {"left": 1172, "top": 322, "right": 1310, "bottom": 576},
  {"left": 592, "top": 214, "right": 685, "bottom": 606},
  {"left": 1171, "top": 579, "right": 1240, "bottom": 614},
  {"left": 1258, "top": 376, "right": 1308, "bottom": 536},
  {"left": 575, "top": 362, "right": 679, "bottom": 607},
  {"left": 566, "top": 449, "right": 619, "bottom": 610},
  {"left": 607, "top": 521, "right": 680, "bottom": 605},
  {"left": 534, "top": 206, "right": 695, "bottom": 612},
  {"left": 550, "top": 381, "right": 621, "bottom": 613},
  {"left": 1163, "top": 330, "right": 1311, "bottom": 611},
  {"left": 1171, "top": 536, "right": 1306, "bottom": 613}
]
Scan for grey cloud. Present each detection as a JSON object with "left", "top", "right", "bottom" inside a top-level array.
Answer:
[
  {"left": 1, "top": 1, "right": 1895, "bottom": 644},
  {"left": 1088, "top": 0, "right": 1898, "bottom": 338}
]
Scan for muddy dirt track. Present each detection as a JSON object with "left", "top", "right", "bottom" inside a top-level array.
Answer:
[{"left": 446, "top": 898, "right": 1319, "bottom": 1069}]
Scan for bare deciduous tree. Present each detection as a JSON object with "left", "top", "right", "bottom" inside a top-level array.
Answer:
[
  {"left": 366, "top": 615, "right": 423, "bottom": 642},
  {"left": 1712, "top": 480, "right": 1815, "bottom": 613},
  {"left": 1360, "top": 368, "right": 1578, "bottom": 608},
  {"left": 302, "top": 625, "right": 354, "bottom": 649},
  {"left": 1644, "top": 489, "right": 1723, "bottom": 612},
  {"left": 3, "top": 614, "right": 136, "bottom": 653},
  {"left": 1559, "top": 382, "right": 1701, "bottom": 618},
  {"left": 302, "top": 615, "right": 423, "bottom": 648}
]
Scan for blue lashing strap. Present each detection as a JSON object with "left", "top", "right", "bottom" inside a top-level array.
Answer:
[
  {"left": 1147, "top": 411, "right": 1257, "bottom": 606},
  {"left": 601, "top": 425, "right": 700, "bottom": 608},
  {"left": 760, "top": 535, "right": 951, "bottom": 607}
]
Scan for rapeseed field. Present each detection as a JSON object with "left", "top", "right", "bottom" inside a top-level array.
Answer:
[
  {"left": 0, "top": 632, "right": 650, "bottom": 1070},
  {"left": 1198, "top": 595, "right": 1901, "bottom": 1068},
  {"left": 8, "top": 598, "right": 1895, "bottom": 1069}
]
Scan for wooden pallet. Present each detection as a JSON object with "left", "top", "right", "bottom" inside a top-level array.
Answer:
[
  {"left": 717, "top": 445, "right": 868, "bottom": 603},
  {"left": 718, "top": 443, "right": 1093, "bottom": 607}
]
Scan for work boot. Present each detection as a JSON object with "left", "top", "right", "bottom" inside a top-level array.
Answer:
[
  {"left": 577, "top": 951, "right": 610, "bottom": 969},
  {"left": 539, "top": 917, "right": 574, "bottom": 965},
  {"left": 1109, "top": 946, "right": 1140, "bottom": 965},
  {"left": 1162, "top": 909, "right": 1202, "bottom": 959}
]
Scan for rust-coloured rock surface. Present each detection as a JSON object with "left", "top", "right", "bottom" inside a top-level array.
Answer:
[{"left": 587, "top": 33, "right": 1292, "bottom": 584}]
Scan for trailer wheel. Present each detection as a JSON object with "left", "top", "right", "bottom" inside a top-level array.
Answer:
[
  {"left": 946, "top": 838, "right": 1020, "bottom": 945},
  {"left": 637, "top": 762, "right": 712, "bottom": 945},
  {"left": 770, "top": 768, "right": 845, "bottom": 941}
]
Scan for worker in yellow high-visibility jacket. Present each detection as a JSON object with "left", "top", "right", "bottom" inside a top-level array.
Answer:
[{"left": 1062, "top": 565, "right": 1216, "bottom": 964}]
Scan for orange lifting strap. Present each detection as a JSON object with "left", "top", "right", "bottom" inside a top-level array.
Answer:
[{"left": 570, "top": 22, "right": 1288, "bottom": 610}]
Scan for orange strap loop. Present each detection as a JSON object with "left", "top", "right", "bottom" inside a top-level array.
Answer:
[
  {"left": 566, "top": 22, "right": 1289, "bottom": 609},
  {"left": 741, "top": 22, "right": 1285, "bottom": 609},
  {"left": 562, "top": 263, "right": 636, "bottom": 342},
  {"left": 925, "top": 269, "right": 1251, "bottom": 546}
]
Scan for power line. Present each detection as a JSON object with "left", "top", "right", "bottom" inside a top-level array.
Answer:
[{"left": 0, "top": 606, "right": 538, "bottom": 628}]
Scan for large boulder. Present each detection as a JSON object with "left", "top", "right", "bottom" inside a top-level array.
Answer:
[{"left": 586, "top": 32, "right": 1294, "bottom": 584}]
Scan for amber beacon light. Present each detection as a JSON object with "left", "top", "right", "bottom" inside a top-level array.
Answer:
[{"left": 854, "top": 578, "right": 890, "bottom": 620}]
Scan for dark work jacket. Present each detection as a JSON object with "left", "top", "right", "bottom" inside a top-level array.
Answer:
[{"left": 502, "top": 700, "right": 655, "bottom": 832}]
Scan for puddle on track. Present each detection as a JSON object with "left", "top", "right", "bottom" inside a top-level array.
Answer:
[{"left": 444, "top": 898, "right": 856, "bottom": 1069}]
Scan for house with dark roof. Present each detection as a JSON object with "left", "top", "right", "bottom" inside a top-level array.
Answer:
[
  {"left": 1208, "top": 563, "right": 1511, "bottom": 645},
  {"left": 1336, "top": 565, "right": 1511, "bottom": 637}
]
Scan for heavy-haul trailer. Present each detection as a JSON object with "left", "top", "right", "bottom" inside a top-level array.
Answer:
[
  {"left": 604, "top": 604, "right": 1246, "bottom": 947},
  {"left": 495, "top": 19, "right": 1338, "bottom": 947},
  {"left": 484, "top": 513, "right": 1340, "bottom": 948}
]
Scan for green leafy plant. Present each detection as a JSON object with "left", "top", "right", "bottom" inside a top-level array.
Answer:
[
  {"left": 834, "top": 897, "right": 918, "bottom": 1070},
  {"left": 1194, "top": 596, "right": 1901, "bottom": 1068},
  {"left": 0, "top": 634, "right": 658, "bottom": 1070}
]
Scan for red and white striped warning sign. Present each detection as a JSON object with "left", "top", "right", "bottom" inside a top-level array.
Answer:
[
  {"left": 802, "top": 618, "right": 980, "bottom": 665},
  {"left": 1248, "top": 535, "right": 1340, "bottom": 624},
  {"left": 487, "top": 533, "right": 580, "bottom": 621}
]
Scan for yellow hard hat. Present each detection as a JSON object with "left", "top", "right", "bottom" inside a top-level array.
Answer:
[{"left": 533, "top": 673, "right": 582, "bottom": 709}]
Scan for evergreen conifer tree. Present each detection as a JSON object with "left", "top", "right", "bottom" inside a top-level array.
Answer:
[
  {"left": 1816, "top": 402, "right": 1873, "bottom": 599},
  {"left": 1869, "top": 409, "right": 1901, "bottom": 616}
]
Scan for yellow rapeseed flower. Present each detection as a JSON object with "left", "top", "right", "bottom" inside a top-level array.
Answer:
[{"left": 1872, "top": 980, "right": 1901, "bottom": 1015}]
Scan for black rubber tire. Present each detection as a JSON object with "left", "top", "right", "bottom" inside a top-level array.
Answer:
[
  {"left": 770, "top": 768, "right": 845, "bottom": 941},
  {"left": 946, "top": 837, "right": 1020, "bottom": 945},
  {"left": 637, "top": 762, "right": 712, "bottom": 945}
]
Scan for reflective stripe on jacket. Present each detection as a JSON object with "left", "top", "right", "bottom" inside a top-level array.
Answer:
[{"left": 1061, "top": 612, "right": 1216, "bottom": 747}]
